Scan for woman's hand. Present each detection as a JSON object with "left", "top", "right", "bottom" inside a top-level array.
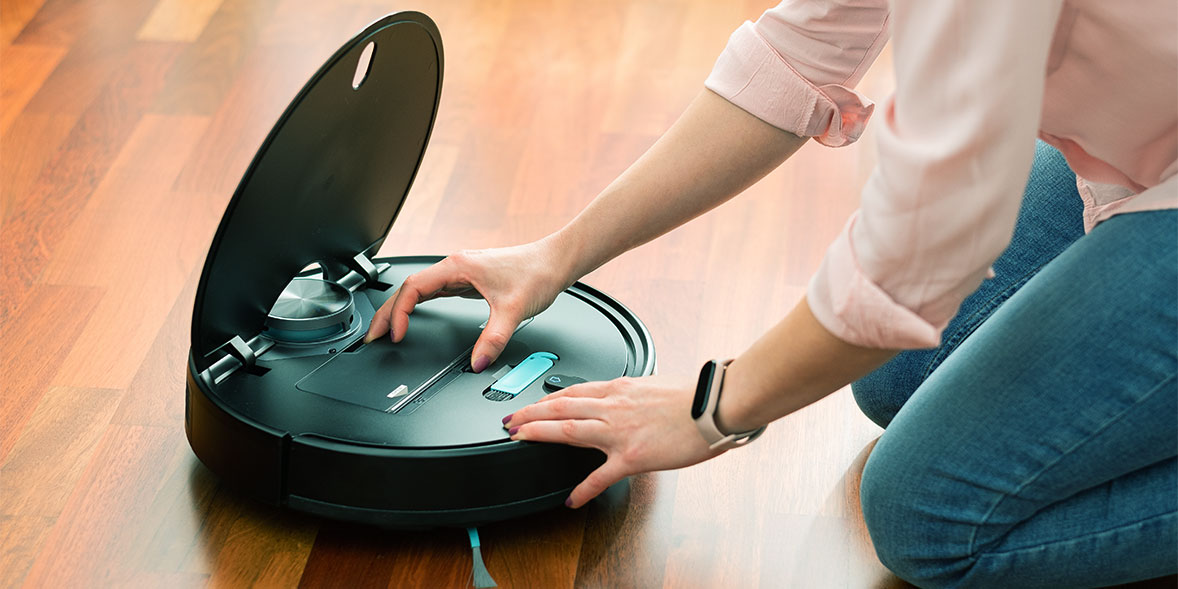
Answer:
[
  {"left": 501, "top": 374, "right": 725, "bottom": 508},
  {"left": 364, "top": 236, "right": 576, "bottom": 372}
]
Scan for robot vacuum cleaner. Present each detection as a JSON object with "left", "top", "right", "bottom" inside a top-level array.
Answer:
[{"left": 184, "top": 12, "right": 655, "bottom": 528}]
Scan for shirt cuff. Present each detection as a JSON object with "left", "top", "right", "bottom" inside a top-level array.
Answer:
[
  {"left": 704, "top": 22, "right": 875, "bottom": 148},
  {"left": 807, "top": 213, "right": 945, "bottom": 349}
]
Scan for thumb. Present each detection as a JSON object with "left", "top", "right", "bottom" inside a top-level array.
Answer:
[{"left": 471, "top": 307, "right": 522, "bottom": 373}]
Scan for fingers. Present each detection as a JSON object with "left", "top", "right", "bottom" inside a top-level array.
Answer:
[
  {"left": 534, "top": 380, "right": 611, "bottom": 402},
  {"left": 471, "top": 306, "right": 522, "bottom": 372},
  {"left": 566, "top": 460, "right": 628, "bottom": 508},
  {"left": 504, "top": 396, "right": 606, "bottom": 429},
  {"left": 387, "top": 266, "right": 455, "bottom": 344},
  {"left": 363, "top": 287, "right": 399, "bottom": 343},
  {"left": 509, "top": 418, "right": 610, "bottom": 449}
]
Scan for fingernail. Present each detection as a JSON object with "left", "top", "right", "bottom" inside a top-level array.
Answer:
[
  {"left": 363, "top": 334, "right": 374, "bottom": 344},
  {"left": 501, "top": 413, "right": 513, "bottom": 425},
  {"left": 508, "top": 426, "right": 520, "bottom": 435},
  {"left": 564, "top": 497, "right": 573, "bottom": 508},
  {"left": 472, "top": 355, "right": 490, "bottom": 373}
]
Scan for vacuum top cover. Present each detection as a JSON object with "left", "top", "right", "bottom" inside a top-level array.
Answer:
[{"left": 190, "top": 13, "right": 442, "bottom": 372}]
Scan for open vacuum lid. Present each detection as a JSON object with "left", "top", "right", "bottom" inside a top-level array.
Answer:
[{"left": 190, "top": 13, "right": 442, "bottom": 372}]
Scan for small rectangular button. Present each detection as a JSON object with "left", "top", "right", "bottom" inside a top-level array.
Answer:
[{"left": 490, "top": 352, "right": 557, "bottom": 397}]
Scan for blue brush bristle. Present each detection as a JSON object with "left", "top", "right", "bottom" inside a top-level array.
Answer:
[{"left": 467, "top": 527, "right": 497, "bottom": 588}]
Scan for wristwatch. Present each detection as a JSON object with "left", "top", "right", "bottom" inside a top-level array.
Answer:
[{"left": 692, "top": 359, "right": 767, "bottom": 451}]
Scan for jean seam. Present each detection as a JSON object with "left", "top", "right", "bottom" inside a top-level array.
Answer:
[
  {"left": 975, "top": 492, "right": 1176, "bottom": 559},
  {"left": 966, "top": 373, "right": 1178, "bottom": 556}
]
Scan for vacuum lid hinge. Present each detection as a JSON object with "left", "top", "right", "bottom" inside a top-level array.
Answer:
[
  {"left": 350, "top": 252, "right": 379, "bottom": 283},
  {"left": 201, "top": 335, "right": 276, "bottom": 386},
  {"left": 335, "top": 252, "right": 393, "bottom": 292},
  {"left": 224, "top": 335, "right": 257, "bottom": 368}
]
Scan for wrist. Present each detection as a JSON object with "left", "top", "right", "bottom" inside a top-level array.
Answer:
[
  {"left": 547, "top": 219, "right": 609, "bottom": 287},
  {"left": 712, "top": 358, "right": 762, "bottom": 434},
  {"left": 537, "top": 230, "right": 584, "bottom": 290}
]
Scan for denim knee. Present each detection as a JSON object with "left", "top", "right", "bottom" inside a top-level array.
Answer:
[{"left": 861, "top": 436, "right": 977, "bottom": 588}]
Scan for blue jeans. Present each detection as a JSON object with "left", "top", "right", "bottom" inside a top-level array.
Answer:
[{"left": 852, "top": 142, "right": 1178, "bottom": 588}]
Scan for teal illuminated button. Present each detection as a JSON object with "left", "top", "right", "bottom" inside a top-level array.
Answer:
[{"left": 490, "top": 352, "right": 558, "bottom": 397}]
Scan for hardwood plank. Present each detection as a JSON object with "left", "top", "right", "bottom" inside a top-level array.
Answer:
[
  {"left": 378, "top": 142, "right": 461, "bottom": 255},
  {"left": 42, "top": 114, "right": 209, "bottom": 389},
  {"left": 0, "top": 112, "right": 75, "bottom": 228},
  {"left": 573, "top": 472, "right": 678, "bottom": 588},
  {"left": 19, "top": 425, "right": 252, "bottom": 587},
  {"left": 137, "top": 0, "right": 226, "bottom": 43},
  {"left": 40, "top": 114, "right": 210, "bottom": 284},
  {"left": 302, "top": 505, "right": 590, "bottom": 589},
  {"left": 184, "top": 479, "right": 317, "bottom": 588},
  {"left": 20, "top": 424, "right": 175, "bottom": 586},
  {"left": 0, "top": 285, "right": 103, "bottom": 463},
  {"left": 0, "top": 43, "right": 66, "bottom": 135},
  {"left": 0, "top": 43, "right": 180, "bottom": 322},
  {"left": 300, "top": 524, "right": 470, "bottom": 589},
  {"left": 151, "top": 0, "right": 283, "bottom": 115},
  {"left": 0, "top": 0, "right": 47, "bottom": 45},
  {"left": 259, "top": 0, "right": 387, "bottom": 53},
  {"left": 111, "top": 270, "right": 199, "bottom": 427},
  {"left": 0, "top": 514, "right": 55, "bottom": 589},
  {"left": 171, "top": 42, "right": 325, "bottom": 194},
  {"left": 413, "top": 0, "right": 513, "bottom": 149},
  {"left": 435, "top": 4, "right": 550, "bottom": 233},
  {"left": 599, "top": 1, "right": 691, "bottom": 137},
  {"left": 0, "top": 386, "right": 121, "bottom": 517},
  {"left": 500, "top": 2, "right": 623, "bottom": 227},
  {"left": 13, "top": 0, "right": 157, "bottom": 48}
]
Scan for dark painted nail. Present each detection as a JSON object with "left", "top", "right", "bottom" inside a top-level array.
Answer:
[
  {"left": 472, "top": 355, "right": 490, "bottom": 373},
  {"left": 564, "top": 497, "right": 573, "bottom": 508},
  {"left": 508, "top": 426, "right": 520, "bottom": 435},
  {"left": 501, "top": 413, "right": 514, "bottom": 425}
]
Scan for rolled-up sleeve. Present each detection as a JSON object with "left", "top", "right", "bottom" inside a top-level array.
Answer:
[
  {"left": 704, "top": 0, "right": 891, "bottom": 147},
  {"left": 808, "top": 0, "right": 1065, "bottom": 349}
]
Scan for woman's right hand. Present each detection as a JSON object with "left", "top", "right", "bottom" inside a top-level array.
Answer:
[{"left": 363, "top": 236, "right": 577, "bottom": 373}]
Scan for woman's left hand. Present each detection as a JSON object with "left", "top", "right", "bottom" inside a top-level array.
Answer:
[{"left": 501, "top": 374, "right": 725, "bottom": 508}]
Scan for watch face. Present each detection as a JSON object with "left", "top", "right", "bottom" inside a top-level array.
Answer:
[{"left": 692, "top": 361, "right": 715, "bottom": 419}]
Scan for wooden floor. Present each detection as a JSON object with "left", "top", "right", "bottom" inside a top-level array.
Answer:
[{"left": 3, "top": 0, "right": 922, "bottom": 587}]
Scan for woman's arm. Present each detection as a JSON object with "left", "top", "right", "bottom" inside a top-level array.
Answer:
[
  {"left": 550, "top": 89, "right": 807, "bottom": 282},
  {"left": 367, "top": 90, "right": 807, "bottom": 367}
]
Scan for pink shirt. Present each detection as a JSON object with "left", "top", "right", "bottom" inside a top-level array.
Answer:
[{"left": 705, "top": 0, "right": 1178, "bottom": 349}]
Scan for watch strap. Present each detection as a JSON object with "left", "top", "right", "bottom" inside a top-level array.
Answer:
[{"left": 694, "top": 359, "right": 767, "bottom": 451}]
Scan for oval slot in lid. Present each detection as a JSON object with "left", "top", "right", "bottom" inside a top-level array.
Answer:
[{"left": 353, "top": 41, "right": 375, "bottom": 89}]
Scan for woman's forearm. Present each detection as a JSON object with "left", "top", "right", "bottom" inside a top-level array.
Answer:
[
  {"left": 716, "top": 296, "right": 898, "bottom": 433},
  {"left": 543, "top": 88, "right": 884, "bottom": 431},
  {"left": 551, "top": 89, "right": 807, "bottom": 282}
]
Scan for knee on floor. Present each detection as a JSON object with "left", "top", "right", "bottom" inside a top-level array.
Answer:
[{"left": 860, "top": 439, "right": 986, "bottom": 588}]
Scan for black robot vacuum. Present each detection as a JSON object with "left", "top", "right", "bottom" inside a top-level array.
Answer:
[{"left": 184, "top": 12, "right": 655, "bottom": 528}]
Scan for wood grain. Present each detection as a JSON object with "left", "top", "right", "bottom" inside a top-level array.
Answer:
[
  {"left": 0, "top": 43, "right": 67, "bottom": 135},
  {"left": 137, "top": 0, "right": 226, "bottom": 43},
  {"left": 5, "top": 1, "right": 1173, "bottom": 588},
  {"left": 0, "top": 285, "right": 103, "bottom": 462},
  {"left": 0, "top": 0, "right": 48, "bottom": 46}
]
